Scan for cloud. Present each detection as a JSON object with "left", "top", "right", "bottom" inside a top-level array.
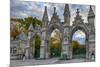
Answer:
[
  {"left": 11, "top": 0, "right": 44, "bottom": 19},
  {"left": 11, "top": 0, "right": 95, "bottom": 24},
  {"left": 72, "top": 30, "right": 86, "bottom": 44}
]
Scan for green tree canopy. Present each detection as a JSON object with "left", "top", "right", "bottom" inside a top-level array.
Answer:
[
  {"left": 22, "top": 17, "right": 42, "bottom": 30},
  {"left": 72, "top": 40, "right": 80, "bottom": 50},
  {"left": 34, "top": 34, "right": 41, "bottom": 48},
  {"left": 72, "top": 40, "right": 86, "bottom": 55}
]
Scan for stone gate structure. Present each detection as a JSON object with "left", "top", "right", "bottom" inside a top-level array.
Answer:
[
  {"left": 37, "top": 4, "right": 95, "bottom": 60},
  {"left": 11, "top": 4, "right": 95, "bottom": 60}
]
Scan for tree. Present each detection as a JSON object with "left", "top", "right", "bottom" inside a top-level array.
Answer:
[
  {"left": 72, "top": 40, "right": 86, "bottom": 56},
  {"left": 79, "top": 45, "right": 86, "bottom": 54},
  {"left": 34, "top": 34, "right": 41, "bottom": 48},
  {"left": 50, "top": 32, "right": 61, "bottom": 57},
  {"left": 11, "top": 17, "right": 43, "bottom": 39},
  {"left": 72, "top": 40, "right": 80, "bottom": 54},
  {"left": 23, "top": 17, "right": 42, "bottom": 30},
  {"left": 34, "top": 34, "right": 41, "bottom": 58},
  {"left": 72, "top": 41, "right": 80, "bottom": 51},
  {"left": 11, "top": 28, "right": 20, "bottom": 39},
  {"left": 50, "top": 37, "right": 61, "bottom": 48}
]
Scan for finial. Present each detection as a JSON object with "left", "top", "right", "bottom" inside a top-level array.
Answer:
[
  {"left": 54, "top": 7, "right": 56, "bottom": 14},
  {"left": 45, "top": 6, "right": 47, "bottom": 11},
  {"left": 65, "top": 4, "right": 69, "bottom": 8},
  {"left": 89, "top": 5, "right": 93, "bottom": 11},
  {"left": 90, "top": 5, "right": 92, "bottom": 9},
  {"left": 88, "top": 5, "right": 95, "bottom": 18},
  {"left": 76, "top": 8, "right": 80, "bottom": 15}
]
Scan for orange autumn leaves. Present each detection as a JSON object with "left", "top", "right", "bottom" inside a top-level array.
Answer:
[{"left": 11, "top": 29, "right": 20, "bottom": 39}]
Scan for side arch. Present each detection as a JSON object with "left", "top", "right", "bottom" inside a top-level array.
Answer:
[
  {"left": 70, "top": 24, "right": 89, "bottom": 59},
  {"left": 29, "top": 32, "right": 42, "bottom": 59}
]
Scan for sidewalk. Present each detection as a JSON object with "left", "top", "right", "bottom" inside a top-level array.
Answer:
[
  {"left": 10, "top": 58, "right": 95, "bottom": 67},
  {"left": 10, "top": 58, "right": 59, "bottom": 67}
]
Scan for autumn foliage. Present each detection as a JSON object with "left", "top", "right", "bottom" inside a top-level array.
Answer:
[{"left": 11, "top": 29, "right": 20, "bottom": 39}]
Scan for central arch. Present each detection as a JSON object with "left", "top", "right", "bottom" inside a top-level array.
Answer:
[
  {"left": 47, "top": 23, "right": 64, "bottom": 58},
  {"left": 49, "top": 29, "right": 62, "bottom": 57}
]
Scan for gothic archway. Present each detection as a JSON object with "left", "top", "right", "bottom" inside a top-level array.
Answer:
[
  {"left": 70, "top": 25, "right": 89, "bottom": 59},
  {"left": 47, "top": 24, "right": 63, "bottom": 58},
  {"left": 49, "top": 29, "right": 62, "bottom": 57},
  {"left": 72, "top": 30, "right": 86, "bottom": 58},
  {"left": 34, "top": 34, "right": 41, "bottom": 59}
]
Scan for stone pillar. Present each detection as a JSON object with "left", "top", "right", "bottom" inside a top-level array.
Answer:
[
  {"left": 25, "top": 40, "right": 30, "bottom": 59},
  {"left": 65, "top": 40, "right": 72, "bottom": 59},
  {"left": 87, "top": 32, "right": 95, "bottom": 60},
  {"left": 86, "top": 41, "right": 89, "bottom": 59},
  {"left": 40, "top": 28, "right": 49, "bottom": 59},
  {"left": 68, "top": 44, "right": 72, "bottom": 59},
  {"left": 25, "top": 48, "right": 29, "bottom": 59},
  {"left": 31, "top": 39, "right": 35, "bottom": 59},
  {"left": 88, "top": 41, "right": 95, "bottom": 60},
  {"left": 61, "top": 27, "right": 71, "bottom": 59},
  {"left": 45, "top": 38, "right": 49, "bottom": 59},
  {"left": 61, "top": 44, "right": 70, "bottom": 58},
  {"left": 40, "top": 40, "right": 45, "bottom": 59},
  {"left": 61, "top": 39, "right": 68, "bottom": 58}
]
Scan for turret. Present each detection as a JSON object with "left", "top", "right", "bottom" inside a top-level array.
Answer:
[
  {"left": 63, "top": 4, "right": 70, "bottom": 26},
  {"left": 87, "top": 5, "right": 95, "bottom": 32},
  {"left": 42, "top": 6, "right": 49, "bottom": 28}
]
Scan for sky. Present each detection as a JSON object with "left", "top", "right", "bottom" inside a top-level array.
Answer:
[
  {"left": 10, "top": 0, "right": 95, "bottom": 44},
  {"left": 11, "top": 0, "right": 95, "bottom": 23},
  {"left": 72, "top": 30, "right": 86, "bottom": 44}
]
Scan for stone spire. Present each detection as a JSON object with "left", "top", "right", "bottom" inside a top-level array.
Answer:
[
  {"left": 87, "top": 5, "right": 95, "bottom": 33},
  {"left": 88, "top": 6, "right": 95, "bottom": 18},
  {"left": 73, "top": 9, "right": 83, "bottom": 25},
  {"left": 64, "top": 4, "right": 70, "bottom": 17},
  {"left": 42, "top": 6, "right": 49, "bottom": 28},
  {"left": 50, "top": 7, "right": 60, "bottom": 23},
  {"left": 54, "top": 7, "right": 56, "bottom": 14},
  {"left": 63, "top": 4, "right": 70, "bottom": 26}
]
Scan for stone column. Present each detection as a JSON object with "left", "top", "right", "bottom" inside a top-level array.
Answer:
[
  {"left": 61, "top": 44, "right": 69, "bottom": 57},
  {"left": 25, "top": 48, "right": 29, "bottom": 59},
  {"left": 61, "top": 27, "right": 71, "bottom": 59},
  {"left": 45, "top": 37, "right": 49, "bottom": 59},
  {"left": 86, "top": 41, "right": 89, "bottom": 59},
  {"left": 69, "top": 43, "right": 73, "bottom": 59},
  {"left": 61, "top": 37, "right": 69, "bottom": 58},
  {"left": 25, "top": 40, "right": 30, "bottom": 59},
  {"left": 40, "top": 28, "right": 49, "bottom": 59},
  {"left": 40, "top": 40, "right": 45, "bottom": 59},
  {"left": 87, "top": 32, "right": 95, "bottom": 60},
  {"left": 31, "top": 39, "right": 35, "bottom": 59}
]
